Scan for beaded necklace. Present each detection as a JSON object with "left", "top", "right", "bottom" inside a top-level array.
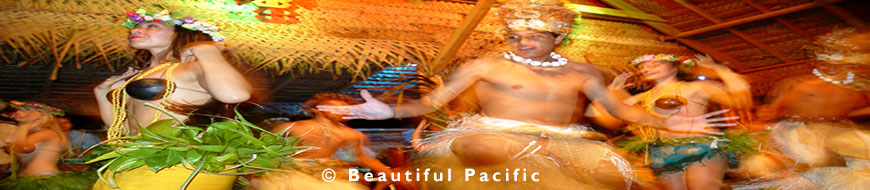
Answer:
[{"left": 107, "top": 62, "right": 180, "bottom": 140}]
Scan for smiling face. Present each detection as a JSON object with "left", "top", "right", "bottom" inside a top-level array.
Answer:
[
  {"left": 638, "top": 61, "right": 678, "bottom": 82},
  {"left": 505, "top": 30, "right": 564, "bottom": 61},
  {"left": 129, "top": 22, "right": 175, "bottom": 51}
]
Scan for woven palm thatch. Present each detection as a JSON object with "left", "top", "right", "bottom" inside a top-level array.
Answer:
[
  {"left": 0, "top": 0, "right": 478, "bottom": 78},
  {"left": 0, "top": 0, "right": 691, "bottom": 79}
]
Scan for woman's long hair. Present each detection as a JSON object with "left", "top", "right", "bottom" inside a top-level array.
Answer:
[
  {"left": 134, "top": 24, "right": 217, "bottom": 66},
  {"left": 29, "top": 111, "right": 70, "bottom": 154}
]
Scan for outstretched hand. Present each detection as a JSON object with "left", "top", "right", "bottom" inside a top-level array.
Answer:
[
  {"left": 664, "top": 109, "right": 738, "bottom": 135},
  {"left": 317, "top": 90, "right": 395, "bottom": 120}
]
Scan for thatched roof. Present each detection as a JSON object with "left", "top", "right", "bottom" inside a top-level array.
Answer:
[{"left": 1, "top": 0, "right": 866, "bottom": 115}]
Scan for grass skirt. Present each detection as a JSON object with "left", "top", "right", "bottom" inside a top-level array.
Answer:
[
  {"left": 733, "top": 120, "right": 870, "bottom": 189},
  {"left": 250, "top": 158, "right": 367, "bottom": 190},
  {"left": 0, "top": 172, "right": 97, "bottom": 190},
  {"left": 414, "top": 115, "right": 635, "bottom": 189}
]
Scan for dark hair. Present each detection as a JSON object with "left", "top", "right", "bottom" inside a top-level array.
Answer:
[
  {"left": 302, "top": 93, "right": 358, "bottom": 115},
  {"left": 134, "top": 24, "right": 214, "bottom": 65}
]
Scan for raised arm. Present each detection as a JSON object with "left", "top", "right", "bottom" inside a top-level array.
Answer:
[
  {"left": 694, "top": 55, "right": 752, "bottom": 109},
  {"left": 10, "top": 123, "right": 59, "bottom": 154},
  {"left": 93, "top": 67, "right": 140, "bottom": 126},
  {"left": 582, "top": 75, "right": 661, "bottom": 126},
  {"left": 583, "top": 73, "right": 733, "bottom": 134},
  {"left": 186, "top": 44, "right": 252, "bottom": 103},
  {"left": 319, "top": 59, "right": 490, "bottom": 120},
  {"left": 393, "top": 59, "right": 488, "bottom": 118}
]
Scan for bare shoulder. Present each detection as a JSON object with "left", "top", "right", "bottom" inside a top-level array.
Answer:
[
  {"left": 566, "top": 61, "right": 604, "bottom": 80},
  {"left": 459, "top": 56, "right": 504, "bottom": 69},
  {"left": 272, "top": 120, "right": 317, "bottom": 135},
  {"left": 182, "top": 42, "right": 222, "bottom": 53},
  {"left": 451, "top": 56, "right": 508, "bottom": 77}
]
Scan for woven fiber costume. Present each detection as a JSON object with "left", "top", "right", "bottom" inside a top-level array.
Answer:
[{"left": 415, "top": 115, "right": 635, "bottom": 189}]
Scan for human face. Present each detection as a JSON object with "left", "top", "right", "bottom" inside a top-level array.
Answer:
[
  {"left": 317, "top": 100, "right": 350, "bottom": 122},
  {"left": 57, "top": 118, "right": 73, "bottom": 132},
  {"left": 506, "top": 30, "right": 563, "bottom": 61},
  {"left": 129, "top": 22, "right": 175, "bottom": 51},
  {"left": 12, "top": 109, "right": 41, "bottom": 122},
  {"left": 638, "top": 61, "right": 677, "bottom": 82}
]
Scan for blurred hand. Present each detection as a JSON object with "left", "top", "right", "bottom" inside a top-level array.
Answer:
[
  {"left": 608, "top": 72, "right": 635, "bottom": 90},
  {"left": 693, "top": 54, "right": 729, "bottom": 71},
  {"left": 664, "top": 109, "right": 738, "bottom": 135},
  {"left": 317, "top": 90, "right": 394, "bottom": 120},
  {"left": 95, "top": 67, "right": 139, "bottom": 91}
]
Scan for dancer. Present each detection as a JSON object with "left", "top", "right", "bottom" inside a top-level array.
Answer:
[
  {"left": 93, "top": 9, "right": 250, "bottom": 139},
  {"left": 5, "top": 101, "right": 68, "bottom": 176},
  {"left": 735, "top": 28, "right": 870, "bottom": 189},
  {"left": 319, "top": 1, "right": 731, "bottom": 189},
  {"left": 91, "top": 8, "right": 251, "bottom": 190},
  {"left": 254, "top": 93, "right": 414, "bottom": 190},
  {"left": 610, "top": 54, "right": 753, "bottom": 190}
]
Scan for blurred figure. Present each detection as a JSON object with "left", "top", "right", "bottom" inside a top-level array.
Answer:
[
  {"left": 56, "top": 117, "right": 100, "bottom": 156},
  {"left": 735, "top": 28, "right": 870, "bottom": 189},
  {"left": 318, "top": 1, "right": 730, "bottom": 189},
  {"left": 4, "top": 101, "right": 68, "bottom": 176},
  {"left": 0, "top": 99, "right": 13, "bottom": 175},
  {"left": 608, "top": 54, "right": 753, "bottom": 190},
  {"left": 253, "top": 93, "right": 413, "bottom": 190}
]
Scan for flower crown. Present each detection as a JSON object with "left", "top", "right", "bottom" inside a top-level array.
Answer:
[
  {"left": 630, "top": 54, "right": 695, "bottom": 67},
  {"left": 9, "top": 101, "right": 65, "bottom": 117},
  {"left": 122, "top": 9, "right": 226, "bottom": 41}
]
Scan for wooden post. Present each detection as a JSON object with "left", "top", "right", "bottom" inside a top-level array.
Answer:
[{"left": 426, "top": 0, "right": 497, "bottom": 76}]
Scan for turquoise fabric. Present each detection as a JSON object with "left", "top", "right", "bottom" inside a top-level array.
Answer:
[{"left": 648, "top": 143, "right": 725, "bottom": 175}]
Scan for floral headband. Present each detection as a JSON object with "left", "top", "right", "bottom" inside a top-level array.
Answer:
[
  {"left": 9, "top": 101, "right": 65, "bottom": 117},
  {"left": 630, "top": 54, "right": 695, "bottom": 67},
  {"left": 122, "top": 9, "right": 226, "bottom": 41}
]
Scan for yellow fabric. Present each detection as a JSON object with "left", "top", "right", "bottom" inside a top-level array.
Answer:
[{"left": 92, "top": 165, "right": 236, "bottom": 190}]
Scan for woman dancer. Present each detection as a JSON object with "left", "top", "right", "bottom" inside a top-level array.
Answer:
[
  {"left": 611, "top": 54, "right": 753, "bottom": 190},
  {"left": 91, "top": 8, "right": 251, "bottom": 190}
]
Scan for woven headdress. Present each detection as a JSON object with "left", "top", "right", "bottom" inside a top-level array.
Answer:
[
  {"left": 495, "top": 0, "right": 578, "bottom": 34},
  {"left": 9, "top": 101, "right": 65, "bottom": 117},
  {"left": 806, "top": 28, "right": 870, "bottom": 65}
]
